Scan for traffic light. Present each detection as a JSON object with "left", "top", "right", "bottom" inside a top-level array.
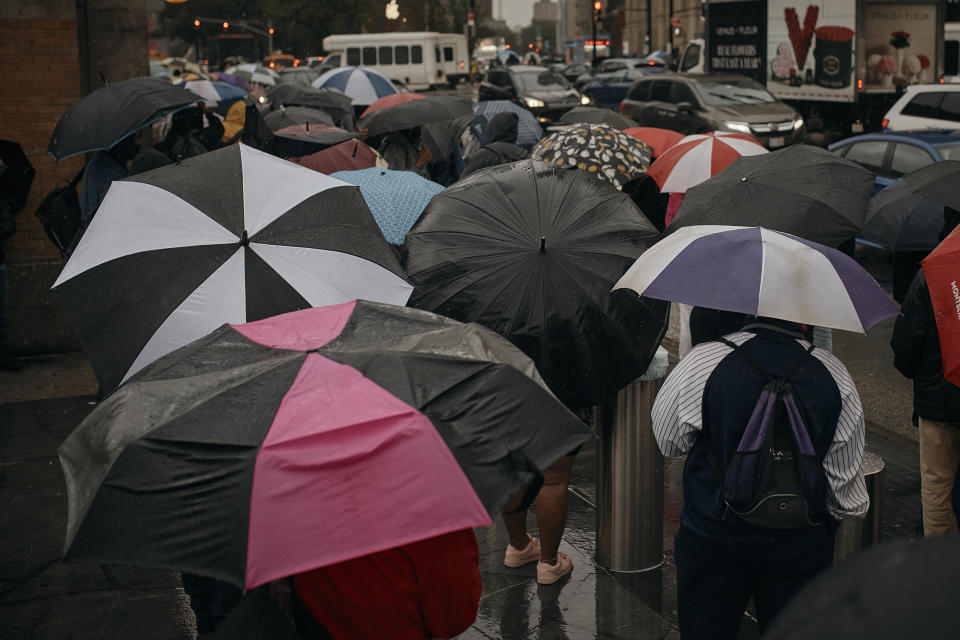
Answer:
[
  {"left": 594, "top": 1, "right": 602, "bottom": 23},
  {"left": 268, "top": 27, "right": 275, "bottom": 35},
  {"left": 222, "top": 21, "right": 229, "bottom": 30},
  {"left": 193, "top": 18, "right": 200, "bottom": 28}
]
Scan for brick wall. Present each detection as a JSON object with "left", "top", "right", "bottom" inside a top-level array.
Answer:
[
  {"left": 0, "top": 1, "right": 149, "bottom": 355},
  {"left": 0, "top": 17, "right": 85, "bottom": 262}
]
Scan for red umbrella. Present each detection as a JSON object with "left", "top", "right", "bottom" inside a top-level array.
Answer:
[
  {"left": 647, "top": 131, "right": 767, "bottom": 194},
  {"left": 921, "top": 225, "right": 960, "bottom": 386},
  {"left": 359, "top": 92, "right": 426, "bottom": 119},
  {"left": 289, "top": 138, "right": 383, "bottom": 174},
  {"left": 622, "top": 127, "right": 685, "bottom": 157}
]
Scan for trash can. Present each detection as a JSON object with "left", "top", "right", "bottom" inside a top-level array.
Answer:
[
  {"left": 594, "top": 346, "right": 670, "bottom": 572},
  {"left": 834, "top": 450, "right": 885, "bottom": 563}
]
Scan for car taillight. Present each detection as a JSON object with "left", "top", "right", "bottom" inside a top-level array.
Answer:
[
  {"left": 881, "top": 118, "right": 889, "bottom": 129},
  {"left": 619, "top": 102, "right": 625, "bottom": 112}
]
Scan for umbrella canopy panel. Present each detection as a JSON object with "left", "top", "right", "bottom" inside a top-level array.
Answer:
[
  {"left": 331, "top": 168, "right": 445, "bottom": 245},
  {"left": 647, "top": 131, "right": 767, "bottom": 194},
  {"left": 52, "top": 144, "right": 410, "bottom": 393},
  {"left": 290, "top": 139, "right": 385, "bottom": 174},
  {"left": 270, "top": 124, "right": 359, "bottom": 157},
  {"left": 902, "top": 160, "right": 960, "bottom": 211},
  {"left": 360, "top": 92, "right": 426, "bottom": 119},
  {"left": 862, "top": 180, "right": 946, "bottom": 252},
  {"left": 405, "top": 158, "right": 669, "bottom": 408},
  {"left": 921, "top": 225, "right": 960, "bottom": 386},
  {"left": 615, "top": 225, "right": 899, "bottom": 333},
  {"left": 622, "top": 127, "right": 685, "bottom": 158},
  {"left": 313, "top": 67, "right": 398, "bottom": 106},
  {"left": 49, "top": 77, "right": 200, "bottom": 160},
  {"left": 59, "top": 301, "right": 590, "bottom": 590},
  {"left": 265, "top": 84, "right": 352, "bottom": 116},
  {"left": 670, "top": 145, "right": 875, "bottom": 248},
  {"left": 473, "top": 100, "right": 544, "bottom": 148},
  {"left": 531, "top": 123, "right": 653, "bottom": 189},
  {"left": 359, "top": 96, "right": 473, "bottom": 136},
  {"left": 556, "top": 107, "right": 638, "bottom": 129},
  {"left": 264, "top": 106, "right": 336, "bottom": 131}
]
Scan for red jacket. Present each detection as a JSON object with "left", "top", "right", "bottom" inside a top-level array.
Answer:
[{"left": 293, "top": 528, "right": 481, "bottom": 639}]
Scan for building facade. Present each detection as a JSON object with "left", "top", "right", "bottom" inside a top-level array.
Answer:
[{"left": 1, "top": 0, "right": 149, "bottom": 355}]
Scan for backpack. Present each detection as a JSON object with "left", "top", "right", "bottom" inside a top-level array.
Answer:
[
  {"left": 35, "top": 168, "right": 83, "bottom": 257},
  {"left": 708, "top": 337, "right": 828, "bottom": 529}
]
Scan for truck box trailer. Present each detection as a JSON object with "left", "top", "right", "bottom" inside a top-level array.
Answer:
[{"left": 679, "top": 0, "right": 946, "bottom": 135}]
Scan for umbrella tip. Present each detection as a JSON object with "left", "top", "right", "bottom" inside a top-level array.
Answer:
[
  {"left": 741, "top": 177, "right": 747, "bottom": 182},
  {"left": 240, "top": 230, "right": 249, "bottom": 247},
  {"left": 540, "top": 236, "right": 546, "bottom": 253}
]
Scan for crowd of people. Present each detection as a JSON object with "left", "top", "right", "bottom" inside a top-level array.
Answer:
[{"left": 3, "top": 63, "right": 958, "bottom": 639}]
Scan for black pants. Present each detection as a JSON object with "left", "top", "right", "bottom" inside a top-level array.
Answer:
[{"left": 675, "top": 532, "right": 833, "bottom": 640}]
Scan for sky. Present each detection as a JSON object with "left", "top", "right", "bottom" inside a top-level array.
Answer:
[{"left": 495, "top": 0, "right": 536, "bottom": 28}]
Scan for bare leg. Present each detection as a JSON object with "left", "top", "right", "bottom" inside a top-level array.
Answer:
[
  {"left": 535, "top": 454, "right": 577, "bottom": 563},
  {"left": 500, "top": 486, "right": 532, "bottom": 550}
]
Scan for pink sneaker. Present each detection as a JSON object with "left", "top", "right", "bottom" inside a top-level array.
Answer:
[
  {"left": 537, "top": 552, "right": 573, "bottom": 584},
  {"left": 503, "top": 534, "right": 540, "bottom": 567}
]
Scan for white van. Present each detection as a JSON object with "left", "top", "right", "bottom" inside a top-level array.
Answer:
[
  {"left": 322, "top": 32, "right": 447, "bottom": 90},
  {"left": 436, "top": 34, "right": 469, "bottom": 87}
]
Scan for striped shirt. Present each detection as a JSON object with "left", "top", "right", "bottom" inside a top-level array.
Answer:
[{"left": 652, "top": 331, "right": 869, "bottom": 519}]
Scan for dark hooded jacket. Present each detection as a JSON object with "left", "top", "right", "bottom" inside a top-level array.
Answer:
[
  {"left": 891, "top": 209, "right": 960, "bottom": 423},
  {"left": 460, "top": 112, "right": 528, "bottom": 177}
]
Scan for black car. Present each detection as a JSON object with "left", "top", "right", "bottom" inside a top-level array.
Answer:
[{"left": 478, "top": 66, "right": 589, "bottom": 124}]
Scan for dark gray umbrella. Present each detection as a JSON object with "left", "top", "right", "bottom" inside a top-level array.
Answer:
[
  {"left": 669, "top": 145, "right": 875, "bottom": 247},
  {"left": 764, "top": 536, "right": 960, "bottom": 639},
  {"left": 49, "top": 77, "right": 200, "bottom": 160},
  {"left": 557, "top": 106, "right": 637, "bottom": 129},
  {"left": 901, "top": 160, "right": 960, "bottom": 211},
  {"left": 265, "top": 83, "right": 352, "bottom": 116},
  {"left": 359, "top": 96, "right": 473, "bottom": 136},
  {"left": 861, "top": 179, "right": 945, "bottom": 252},
  {"left": 263, "top": 105, "right": 335, "bottom": 131}
]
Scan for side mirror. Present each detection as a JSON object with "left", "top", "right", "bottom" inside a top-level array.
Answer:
[{"left": 677, "top": 101, "right": 694, "bottom": 113}]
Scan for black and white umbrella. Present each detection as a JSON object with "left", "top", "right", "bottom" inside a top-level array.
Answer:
[{"left": 52, "top": 143, "right": 412, "bottom": 394}]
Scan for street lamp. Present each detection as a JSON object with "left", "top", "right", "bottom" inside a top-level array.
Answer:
[{"left": 592, "top": 1, "right": 602, "bottom": 63}]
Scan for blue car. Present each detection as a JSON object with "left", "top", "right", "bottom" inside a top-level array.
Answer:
[
  {"left": 829, "top": 130, "right": 960, "bottom": 194},
  {"left": 581, "top": 67, "right": 665, "bottom": 110}
]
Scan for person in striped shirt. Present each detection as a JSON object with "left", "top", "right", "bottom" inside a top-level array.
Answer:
[{"left": 651, "top": 317, "right": 868, "bottom": 639}]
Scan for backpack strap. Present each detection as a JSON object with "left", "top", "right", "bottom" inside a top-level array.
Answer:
[{"left": 717, "top": 337, "right": 815, "bottom": 384}]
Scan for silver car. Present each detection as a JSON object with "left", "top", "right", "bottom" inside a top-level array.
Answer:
[{"left": 619, "top": 73, "right": 806, "bottom": 148}]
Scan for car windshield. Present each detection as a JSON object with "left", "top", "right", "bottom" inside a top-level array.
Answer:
[
  {"left": 695, "top": 79, "right": 777, "bottom": 106},
  {"left": 513, "top": 70, "right": 570, "bottom": 91},
  {"left": 935, "top": 142, "right": 960, "bottom": 161}
]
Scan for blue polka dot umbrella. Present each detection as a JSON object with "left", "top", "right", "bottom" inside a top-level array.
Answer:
[{"left": 331, "top": 168, "right": 444, "bottom": 245}]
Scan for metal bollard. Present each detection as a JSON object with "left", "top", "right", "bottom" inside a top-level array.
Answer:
[
  {"left": 834, "top": 451, "right": 885, "bottom": 563},
  {"left": 594, "top": 346, "right": 670, "bottom": 572}
]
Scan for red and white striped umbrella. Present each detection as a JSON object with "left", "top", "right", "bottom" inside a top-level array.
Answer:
[{"left": 647, "top": 131, "right": 767, "bottom": 194}]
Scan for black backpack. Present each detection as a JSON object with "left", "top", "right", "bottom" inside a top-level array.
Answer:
[
  {"left": 35, "top": 168, "right": 83, "bottom": 257},
  {"left": 708, "top": 338, "right": 828, "bottom": 529}
]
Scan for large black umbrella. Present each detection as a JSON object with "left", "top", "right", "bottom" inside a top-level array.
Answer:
[
  {"left": 404, "top": 158, "right": 669, "bottom": 409},
  {"left": 58, "top": 301, "right": 590, "bottom": 589},
  {"left": 764, "top": 536, "right": 960, "bottom": 639},
  {"left": 556, "top": 106, "right": 637, "bottom": 129},
  {"left": 861, "top": 179, "right": 946, "bottom": 252},
  {"left": 359, "top": 96, "right": 473, "bottom": 136},
  {"left": 0, "top": 140, "right": 35, "bottom": 211},
  {"left": 669, "top": 145, "right": 875, "bottom": 247},
  {"left": 901, "top": 160, "right": 960, "bottom": 211},
  {"left": 48, "top": 77, "right": 200, "bottom": 161},
  {"left": 268, "top": 124, "right": 359, "bottom": 158},
  {"left": 263, "top": 105, "right": 335, "bottom": 131},
  {"left": 265, "top": 83, "right": 352, "bottom": 117},
  {"left": 52, "top": 143, "right": 411, "bottom": 394}
]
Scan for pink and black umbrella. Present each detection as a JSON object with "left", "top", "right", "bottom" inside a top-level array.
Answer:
[{"left": 58, "top": 300, "right": 589, "bottom": 589}]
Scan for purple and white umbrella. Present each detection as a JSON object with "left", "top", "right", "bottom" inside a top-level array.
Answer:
[{"left": 613, "top": 225, "right": 899, "bottom": 333}]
